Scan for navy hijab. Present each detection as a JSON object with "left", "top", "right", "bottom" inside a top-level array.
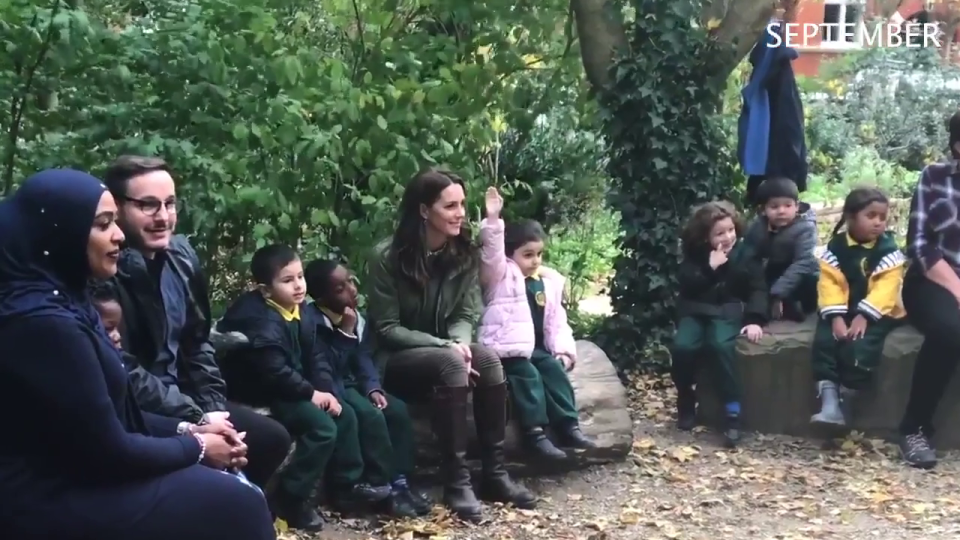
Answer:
[
  {"left": 0, "top": 169, "right": 111, "bottom": 329},
  {"left": 0, "top": 169, "right": 155, "bottom": 437}
]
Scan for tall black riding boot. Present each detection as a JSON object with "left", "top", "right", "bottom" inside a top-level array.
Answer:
[
  {"left": 473, "top": 381, "right": 537, "bottom": 509},
  {"left": 431, "top": 386, "right": 482, "bottom": 522}
]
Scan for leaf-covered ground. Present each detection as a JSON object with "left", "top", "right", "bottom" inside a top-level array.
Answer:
[{"left": 279, "top": 374, "right": 960, "bottom": 540}]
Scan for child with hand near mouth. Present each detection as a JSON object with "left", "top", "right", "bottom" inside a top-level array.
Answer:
[{"left": 671, "top": 201, "right": 769, "bottom": 448}]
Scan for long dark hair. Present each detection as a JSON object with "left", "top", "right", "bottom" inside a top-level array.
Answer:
[
  {"left": 833, "top": 186, "right": 888, "bottom": 236},
  {"left": 391, "top": 168, "right": 477, "bottom": 287}
]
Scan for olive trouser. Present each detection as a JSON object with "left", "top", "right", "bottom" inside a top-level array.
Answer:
[
  {"left": 269, "top": 399, "right": 362, "bottom": 499},
  {"left": 338, "top": 387, "right": 416, "bottom": 485},
  {"left": 811, "top": 313, "right": 899, "bottom": 390},
  {"left": 502, "top": 349, "right": 578, "bottom": 429},
  {"left": 670, "top": 315, "right": 741, "bottom": 403},
  {"left": 383, "top": 343, "right": 505, "bottom": 397}
]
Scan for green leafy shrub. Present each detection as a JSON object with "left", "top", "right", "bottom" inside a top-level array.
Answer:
[
  {"left": 805, "top": 146, "right": 917, "bottom": 205},
  {"left": 805, "top": 48, "right": 960, "bottom": 174}
]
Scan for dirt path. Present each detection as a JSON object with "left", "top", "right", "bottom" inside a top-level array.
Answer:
[{"left": 282, "top": 376, "right": 960, "bottom": 540}]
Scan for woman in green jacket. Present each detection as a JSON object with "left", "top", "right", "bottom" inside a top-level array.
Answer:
[{"left": 366, "top": 169, "right": 535, "bottom": 522}]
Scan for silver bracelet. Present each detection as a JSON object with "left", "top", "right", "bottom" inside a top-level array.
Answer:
[{"left": 193, "top": 433, "right": 206, "bottom": 463}]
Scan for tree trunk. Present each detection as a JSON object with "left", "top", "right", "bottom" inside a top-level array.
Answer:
[
  {"left": 570, "top": 0, "right": 629, "bottom": 90},
  {"left": 572, "top": 0, "right": 787, "bottom": 92}
]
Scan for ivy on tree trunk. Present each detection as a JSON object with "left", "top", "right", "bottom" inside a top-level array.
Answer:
[{"left": 595, "top": 0, "right": 740, "bottom": 368}]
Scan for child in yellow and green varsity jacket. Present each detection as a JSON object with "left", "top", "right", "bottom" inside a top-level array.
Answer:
[{"left": 811, "top": 187, "right": 905, "bottom": 428}]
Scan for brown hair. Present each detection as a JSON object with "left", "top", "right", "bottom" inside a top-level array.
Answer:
[
  {"left": 680, "top": 201, "right": 743, "bottom": 255},
  {"left": 391, "top": 168, "right": 477, "bottom": 287},
  {"left": 103, "top": 155, "right": 170, "bottom": 199}
]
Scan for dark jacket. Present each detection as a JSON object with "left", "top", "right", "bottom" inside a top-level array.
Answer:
[
  {"left": 743, "top": 203, "right": 819, "bottom": 299},
  {"left": 739, "top": 23, "right": 808, "bottom": 202},
  {"left": 677, "top": 242, "right": 768, "bottom": 326},
  {"left": 112, "top": 235, "right": 226, "bottom": 423},
  {"left": 309, "top": 304, "right": 382, "bottom": 397},
  {"left": 216, "top": 291, "right": 335, "bottom": 406},
  {"left": 0, "top": 315, "right": 202, "bottom": 539},
  {"left": 365, "top": 238, "right": 482, "bottom": 376}
]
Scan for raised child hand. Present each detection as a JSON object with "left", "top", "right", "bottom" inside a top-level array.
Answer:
[
  {"left": 485, "top": 186, "right": 503, "bottom": 219},
  {"left": 708, "top": 247, "right": 727, "bottom": 269}
]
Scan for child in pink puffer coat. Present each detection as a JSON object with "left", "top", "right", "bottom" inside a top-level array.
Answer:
[{"left": 478, "top": 187, "right": 596, "bottom": 461}]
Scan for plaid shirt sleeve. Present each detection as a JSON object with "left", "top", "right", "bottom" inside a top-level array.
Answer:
[{"left": 906, "top": 165, "right": 959, "bottom": 272}]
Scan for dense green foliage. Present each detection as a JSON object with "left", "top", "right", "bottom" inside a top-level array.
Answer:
[
  {"left": 801, "top": 47, "right": 960, "bottom": 202},
  {"left": 596, "top": 0, "right": 738, "bottom": 367},
  {"left": 2, "top": 0, "right": 615, "bottom": 314}
]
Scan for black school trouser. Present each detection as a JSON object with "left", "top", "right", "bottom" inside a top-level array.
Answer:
[{"left": 899, "top": 270, "right": 960, "bottom": 438}]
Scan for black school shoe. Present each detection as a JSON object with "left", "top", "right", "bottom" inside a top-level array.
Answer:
[
  {"left": 380, "top": 486, "right": 433, "bottom": 518},
  {"left": 723, "top": 414, "right": 741, "bottom": 448},
  {"left": 523, "top": 426, "right": 568, "bottom": 459},
  {"left": 675, "top": 388, "right": 697, "bottom": 431},
  {"left": 353, "top": 482, "right": 392, "bottom": 502},
  {"left": 328, "top": 482, "right": 392, "bottom": 514},
  {"left": 555, "top": 424, "right": 598, "bottom": 449},
  {"left": 270, "top": 489, "right": 324, "bottom": 532}
]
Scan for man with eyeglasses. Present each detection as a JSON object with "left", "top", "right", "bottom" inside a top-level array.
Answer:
[{"left": 104, "top": 155, "right": 291, "bottom": 493}]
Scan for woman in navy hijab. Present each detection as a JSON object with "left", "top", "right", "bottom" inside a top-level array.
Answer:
[{"left": 0, "top": 170, "right": 277, "bottom": 540}]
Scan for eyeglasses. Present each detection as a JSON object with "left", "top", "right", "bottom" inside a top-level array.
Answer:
[{"left": 123, "top": 196, "right": 180, "bottom": 216}]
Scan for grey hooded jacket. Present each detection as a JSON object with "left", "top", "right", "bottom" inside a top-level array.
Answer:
[{"left": 743, "top": 202, "right": 819, "bottom": 299}]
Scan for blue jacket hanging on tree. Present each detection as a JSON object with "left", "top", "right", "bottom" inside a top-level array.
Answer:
[{"left": 738, "top": 23, "right": 808, "bottom": 204}]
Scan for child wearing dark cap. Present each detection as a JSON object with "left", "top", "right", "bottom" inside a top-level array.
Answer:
[{"left": 743, "top": 177, "right": 819, "bottom": 321}]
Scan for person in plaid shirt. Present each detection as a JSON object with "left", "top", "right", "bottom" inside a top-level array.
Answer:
[{"left": 899, "top": 111, "right": 960, "bottom": 470}]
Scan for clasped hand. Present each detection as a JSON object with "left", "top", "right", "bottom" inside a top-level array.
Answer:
[
  {"left": 193, "top": 423, "right": 248, "bottom": 470},
  {"left": 832, "top": 314, "right": 867, "bottom": 340}
]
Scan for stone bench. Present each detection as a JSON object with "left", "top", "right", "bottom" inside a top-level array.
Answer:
[
  {"left": 209, "top": 330, "right": 634, "bottom": 474},
  {"left": 697, "top": 318, "right": 960, "bottom": 447}
]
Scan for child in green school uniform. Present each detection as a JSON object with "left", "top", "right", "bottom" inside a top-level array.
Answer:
[
  {"left": 672, "top": 201, "right": 768, "bottom": 447},
  {"left": 477, "top": 187, "right": 596, "bottom": 460},
  {"left": 217, "top": 245, "right": 388, "bottom": 532},
  {"left": 304, "top": 258, "right": 432, "bottom": 518},
  {"left": 811, "top": 187, "right": 905, "bottom": 428}
]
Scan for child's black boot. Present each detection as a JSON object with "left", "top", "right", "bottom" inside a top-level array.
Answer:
[
  {"left": 270, "top": 489, "right": 324, "bottom": 532},
  {"left": 523, "top": 426, "right": 567, "bottom": 460},
  {"left": 556, "top": 422, "right": 597, "bottom": 449},
  {"left": 676, "top": 386, "right": 697, "bottom": 431},
  {"left": 381, "top": 488, "right": 419, "bottom": 519},
  {"left": 403, "top": 486, "right": 433, "bottom": 516}
]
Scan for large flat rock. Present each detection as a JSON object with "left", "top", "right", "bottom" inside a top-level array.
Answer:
[{"left": 697, "top": 319, "right": 960, "bottom": 447}]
